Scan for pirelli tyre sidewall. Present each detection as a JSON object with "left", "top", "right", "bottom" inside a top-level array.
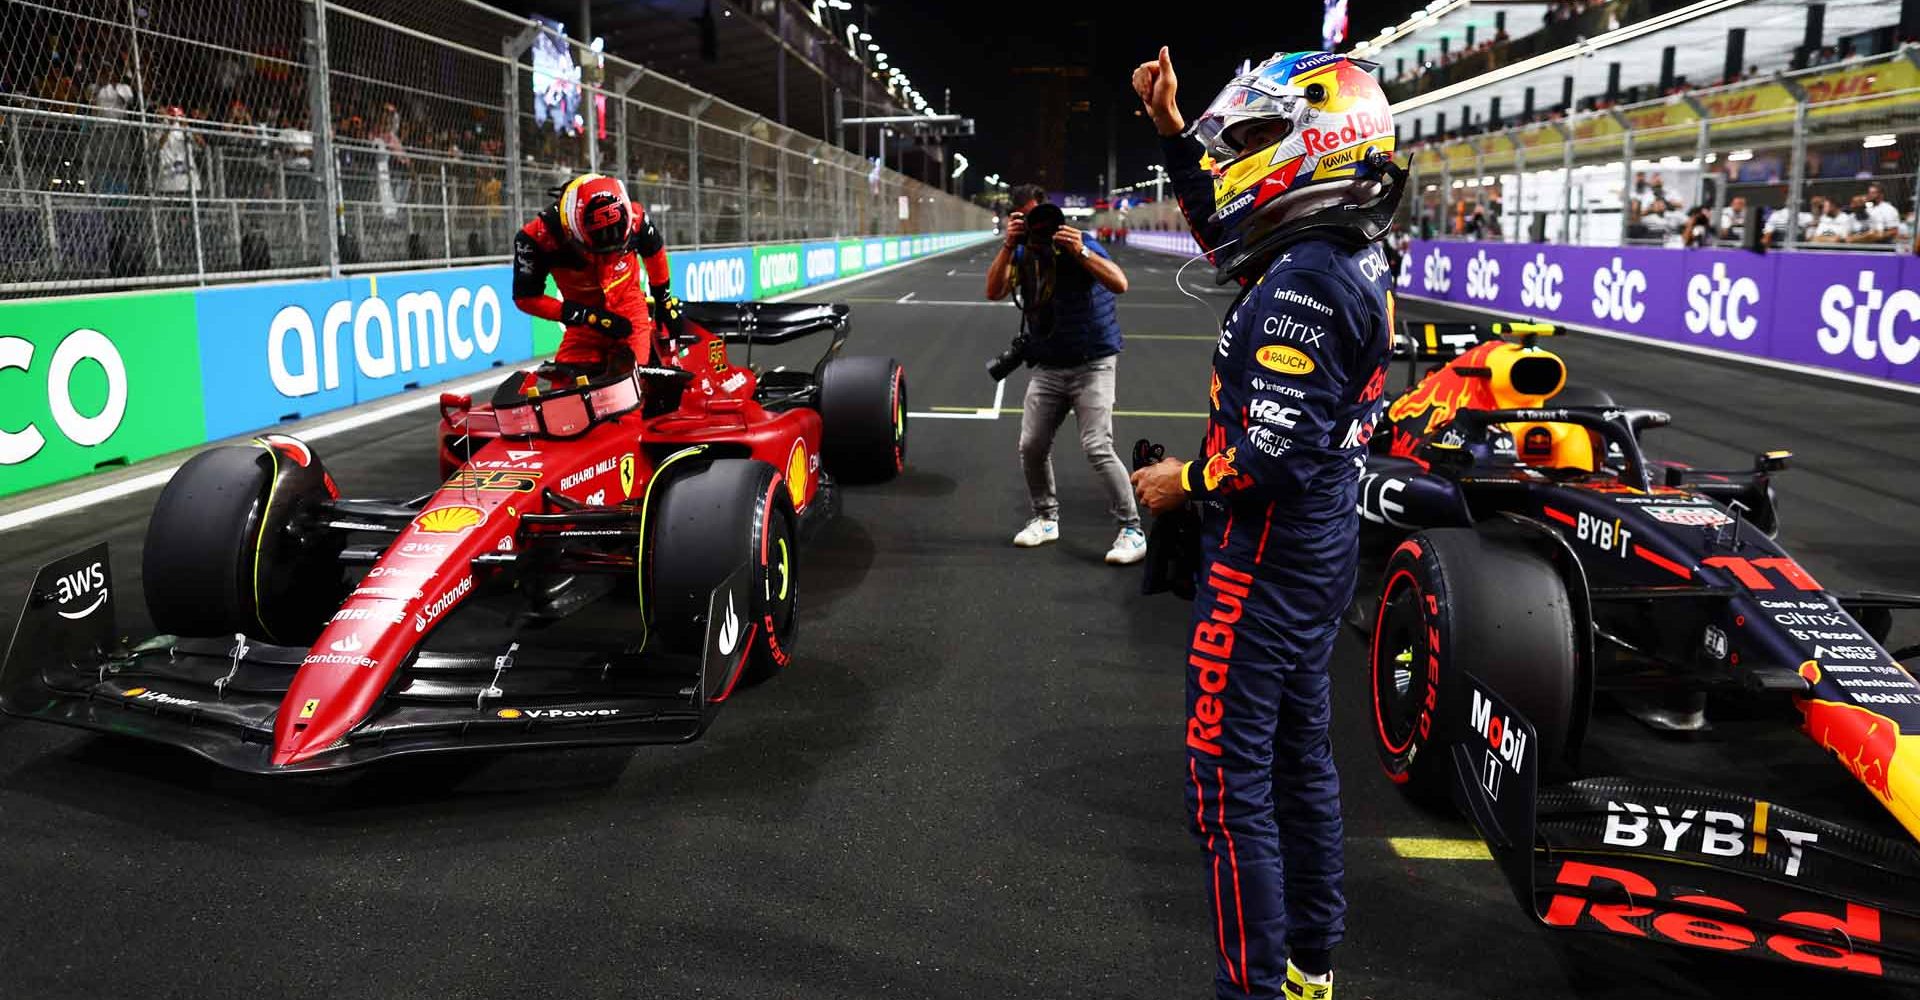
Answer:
[
  {"left": 648, "top": 458, "right": 798, "bottom": 683},
  {"left": 143, "top": 442, "right": 343, "bottom": 645},
  {"left": 817, "top": 355, "right": 906, "bottom": 484},
  {"left": 1371, "top": 527, "right": 1579, "bottom": 801}
]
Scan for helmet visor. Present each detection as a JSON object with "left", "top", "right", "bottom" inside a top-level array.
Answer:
[{"left": 1189, "top": 78, "right": 1307, "bottom": 163}]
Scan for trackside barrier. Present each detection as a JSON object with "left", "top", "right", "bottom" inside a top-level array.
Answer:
[
  {"left": 1128, "top": 233, "right": 1920, "bottom": 393},
  {"left": 1126, "top": 230, "right": 1204, "bottom": 258},
  {"left": 0, "top": 231, "right": 995, "bottom": 498},
  {"left": 1394, "top": 240, "right": 1920, "bottom": 390}
]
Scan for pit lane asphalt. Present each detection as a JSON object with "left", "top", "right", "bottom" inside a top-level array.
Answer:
[{"left": 0, "top": 245, "right": 1916, "bottom": 1000}]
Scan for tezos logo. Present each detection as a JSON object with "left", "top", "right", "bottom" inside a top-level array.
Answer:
[
  {"left": 269, "top": 286, "right": 504, "bottom": 399},
  {"left": 0, "top": 329, "right": 129, "bottom": 466},
  {"left": 1421, "top": 248, "right": 1452, "bottom": 294},
  {"left": 1591, "top": 257, "right": 1646, "bottom": 324},
  {"left": 1465, "top": 250, "right": 1500, "bottom": 301},
  {"left": 1817, "top": 270, "right": 1920, "bottom": 365},
  {"left": 1520, "top": 252, "right": 1564, "bottom": 311},
  {"left": 1684, "top": 262, "right": 1760, "bottom": 340},
  {"left": 685, "top": 257, "right": 748, "bottom": 300}
]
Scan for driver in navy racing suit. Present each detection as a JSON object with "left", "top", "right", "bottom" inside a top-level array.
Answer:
[{"left": 1130, "top": 47, "right": 1402, "bottom": 1000}]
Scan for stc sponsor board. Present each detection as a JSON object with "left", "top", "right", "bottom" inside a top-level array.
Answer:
[
  {"left": 1399, "top": 240, "right": 1920, "bottom": 388},
  {"left": 0, "top": 232, "right": 993, "bottom": 500}
]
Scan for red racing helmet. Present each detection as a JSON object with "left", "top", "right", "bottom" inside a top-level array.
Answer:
[{"left": 558, "top": 173, "right": 633, "bottom": 254}]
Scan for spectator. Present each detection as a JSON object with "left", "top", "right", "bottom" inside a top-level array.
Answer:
[
  {"left": 88, "top": 61, "right": 136, "bottom": 194},
  {"left": 1848, "top": 182, "right": 1901, "bottom": 243},
  {"left": 277, "top": 110, "right": 315, "bottom": 201},
  {"left": 1718, "top": 195, "right": 1748, "bottom": 241},
  {"left": 1811, "top": 195, "right": 1857, "bottom": 242},
  {"left": 150, "top": 105, "right": 204, "bottom": 196},
  {"left": 373, "top": 102, "right": 409, "bottom": 220},
  {"left": 1638, "top": 197, "right": 1686, "bottom": 241},
  {"left": 1762, "top": 198, "right": 1813, "bottom": 248},
  {"left": 1682, "top": 205, "right": 1715, "bottom": 247}
]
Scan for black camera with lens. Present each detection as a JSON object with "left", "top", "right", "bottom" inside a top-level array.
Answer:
[{"left": 985, "top": 202, "right": 1067, "bottom": 382}]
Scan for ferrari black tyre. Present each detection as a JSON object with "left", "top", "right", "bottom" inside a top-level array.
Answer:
[
  {"left": 818, "top": 355, "right": 906, "bottom": 484},
  {"left": 143, "top": 445, "right": 341, "bottom": 644},
  {"left": 648, "top": 458, "right": 798, "bottom": 684},
  {"left": 1369, "top": 527, "right": 1579, "bottom": 802}
]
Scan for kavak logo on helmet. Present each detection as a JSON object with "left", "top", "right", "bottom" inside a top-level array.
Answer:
[{"left": 1255, "top": 345, "right": 1315, "bottom": 376}]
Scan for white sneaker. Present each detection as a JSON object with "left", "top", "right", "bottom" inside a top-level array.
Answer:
[
  {"left": 1105, "top": 526, "right": 1147, "bottom": 565},
  {"left": 1012, "top": 517, "right": 1060, "bottom": 547}
]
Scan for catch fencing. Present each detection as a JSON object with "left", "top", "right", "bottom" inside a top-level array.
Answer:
[
  {"left": 1399, "top": 47, "right": 1920, "bottom": 252},
  {"left": 0, "top": 0, "right": 991, "bottom": 297}
]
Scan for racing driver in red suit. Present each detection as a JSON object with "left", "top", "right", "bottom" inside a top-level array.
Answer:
[{"left": 512, "top": 172, "right": 686, "bottom": 376}]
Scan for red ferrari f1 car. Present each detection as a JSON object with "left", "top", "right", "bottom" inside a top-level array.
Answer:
[{"left": 1, "top": 302, "right": 905, "bottom": 773}]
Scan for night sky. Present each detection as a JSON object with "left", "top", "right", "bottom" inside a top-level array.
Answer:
[{"left": 842, "top": 0, "right": 1430, "bottom": 194}]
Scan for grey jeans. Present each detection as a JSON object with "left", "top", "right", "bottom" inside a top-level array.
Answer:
[{"left": 1017, "top": 355, "right": 1141, "bottom": 529}]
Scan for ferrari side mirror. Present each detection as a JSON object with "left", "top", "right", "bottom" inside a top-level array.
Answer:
[{"left": 1754, "top": 450, "right": 1792, "bottom": 473}]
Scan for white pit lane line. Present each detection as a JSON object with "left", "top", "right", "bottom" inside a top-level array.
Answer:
[{"left": 0, "top": 238, "right": 996, "bottom": 535}]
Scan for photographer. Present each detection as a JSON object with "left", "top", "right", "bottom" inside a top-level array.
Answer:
[{"left": 986, "top": 185, "right": 1145, "bottom": 566}]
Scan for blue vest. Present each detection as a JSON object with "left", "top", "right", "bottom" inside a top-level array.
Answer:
[{"left": 1013, "top": 237, "right": 1123, "bottom": 367}]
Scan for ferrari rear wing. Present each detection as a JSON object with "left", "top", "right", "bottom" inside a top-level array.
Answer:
[
  {"left": 0, "top": 545, "right": 758, "bottom": 775},
  {"left": 1448, "top": 673, "right": 1920, "bottom": 983}
]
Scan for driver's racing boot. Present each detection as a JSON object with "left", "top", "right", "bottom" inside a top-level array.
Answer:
[{"left": 1282, "top": 961, "right": 1332, "bottom": 1000}]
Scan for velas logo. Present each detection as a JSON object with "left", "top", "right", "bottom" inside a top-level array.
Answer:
[
  {"left": 1520, "top": 252, "right": 1564, "bottom": 311},
  {"left": 414, "top": 505, "right": 485, "bottom": 534},
  {"left": 1421, "top": 248, "right": 1451, "bottom": 294},
  {"left": 1591, "top": 257, "right": 1646, "bottom": 324},
  {"left": 805, "top": 246, "right": 837, "bottom": 282},
  {"left": 0, "top": 328, "right": 129, "bottom": 467},
  {"left": 1465, "top": 250, "right": 1500, "bottom": 302},
  {"left": 267, "top": 285, "right": 505, "bottom": 399},
  {"left": 1255, "top": 345, "right": 1314, "bottom": 376},
  {"left": 1816, "top": 270, "right": 1920, "bottom": 366},
  {"left": 684, "top": 257, "right": 748, "bottom": 300},
  {"left": 758, "top": 250, "right": 800, "bottom": 290},
  {"left": 1684, "top": 262, "right": 1760, "bottom": 340}
]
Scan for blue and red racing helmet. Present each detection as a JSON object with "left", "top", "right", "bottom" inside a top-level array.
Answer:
[{"left": 1188, "top": 51, "right": 1397, "bottom": 252}]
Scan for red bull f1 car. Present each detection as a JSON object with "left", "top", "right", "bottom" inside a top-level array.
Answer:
[
  {"left": 1355, "top": 320, "right": 1920, "bottom": 983},
  {"left": 1, "top": 302, "right": 906, "bottom": 774}
]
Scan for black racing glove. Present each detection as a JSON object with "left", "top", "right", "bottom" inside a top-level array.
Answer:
[
  {"left": 559, "top": 300, "right": 633, "bottom": 340},
  {"left": 649, "top": 284, "right": 686, "bottom": 343}
]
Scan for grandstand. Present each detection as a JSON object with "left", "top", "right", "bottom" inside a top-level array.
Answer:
[
  {"left": 0, "top": 0, "right": 989, "bottom": 297},
  {"left": 1356, "top": 0, "right": 1918, "bottom": 250}
]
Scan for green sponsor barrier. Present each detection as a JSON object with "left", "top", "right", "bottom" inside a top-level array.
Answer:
[
  {"left": 0, "top": 291, "right": 206, "bottom": 496},
  {"left": 753, "top": 244, "right": 805, "bottom": 296}
]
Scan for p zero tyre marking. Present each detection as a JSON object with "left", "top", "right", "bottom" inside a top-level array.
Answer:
[{"left": 1372, "top": 567, "right": 1424, "bottom": 764}]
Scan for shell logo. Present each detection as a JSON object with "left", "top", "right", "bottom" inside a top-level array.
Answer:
[
  {"left": 122, "top": 687, "right": 148, "bottom": 697},
  {"left": 1255, "top": 345, "right": 1315, "bottom": 376},
  {"left": 496, "top": 708, "right": 523, "bottom": 720},
  {"left": 786, "top": 440, "right": 809, "bottom": 507},
  {"left": 415, "top": 505, "right": 486, "bottom": 534}
]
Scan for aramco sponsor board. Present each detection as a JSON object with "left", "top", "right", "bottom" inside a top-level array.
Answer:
[{"left": 0, "top": 231, "right": 992, "bottom": 499}]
